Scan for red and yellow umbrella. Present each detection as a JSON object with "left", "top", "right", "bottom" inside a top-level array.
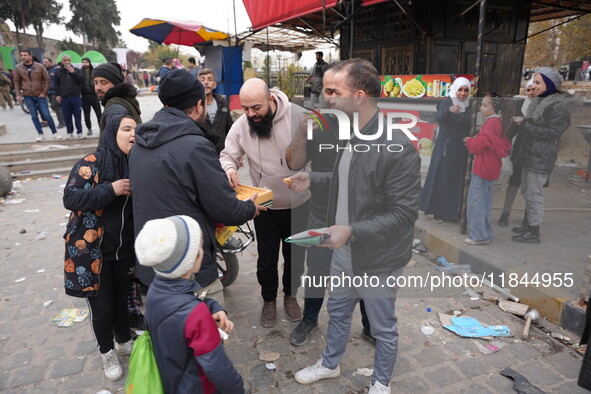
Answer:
[{"left": 130, "top": 18, "right": 228, "bottom": 46}]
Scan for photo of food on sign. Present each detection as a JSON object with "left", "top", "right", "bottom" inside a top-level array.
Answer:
[
  {"left": 380, "top": 74, "right": 461, "bottom": 98},
  {"left": 378, "top": 74, "right": 474, "bottom": 157}
]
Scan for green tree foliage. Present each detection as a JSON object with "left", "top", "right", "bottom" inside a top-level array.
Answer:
[
  {"left": 30, "top": 0, "right": 62, "bottom": 47},
  {"left": 57, "top": 37, "right": 83, "bottom": 54},
  {"left": 559, "top": 15, "right": 591, "bottom": 62},
  {"left": 143, "top": 42, "right": 185, "bottom": 68},
  {"left": 525, "top": 14, "right": 591, "bottom": 68},
  {"left": 277, "top": 62, "right": 303, "bottom": 98},
  {"left": 0, "top": 0, "right": 62, "bottom": 48},
  {"left": 67, "top": 0, "right": 121, "bottom": 48}
]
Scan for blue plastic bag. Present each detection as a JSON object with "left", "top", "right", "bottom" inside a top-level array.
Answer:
[{"left": 444, "top": 316, "right": 511, "bottom": 338}]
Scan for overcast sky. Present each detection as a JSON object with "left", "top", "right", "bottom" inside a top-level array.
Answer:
[
  {"left": 6, "top": 0, "right": 338, "bottom": 66},
  {"left": 7, "top": 0, "right": 253, "bottom": 55}
]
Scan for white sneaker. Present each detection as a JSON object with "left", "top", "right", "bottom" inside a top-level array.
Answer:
[
  {"left": 295, "top": 359, "right": 340, "bottom": 384},
  {"left": 77, "top": 133, "right": 86, "bottom": 139},
  {"left": 464, "top": 237, "right": 490, "bottom": 245},
  {"left": 368, "top": 381, "right": 391, "bottom": 394},
  {"left": 53, "top": 134, "right": 63, "bottom": 140},
  {"left": 100, "top": 349, "right": 123, "bottom": 381},
  {"left": 115, "top": 339, "right": 134, "bottom": 356},
  {"left": 35, "top": 135, "right": 45, "bottom": 142},
  {"left": 67, "top": 134, "right": 73, "bottom": 139}
]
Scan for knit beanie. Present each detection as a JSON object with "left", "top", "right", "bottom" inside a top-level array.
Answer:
[
  {"left": 535, "top": 67, "right": 562, "bottom": 96},
  {"left": 92, "top": 63, "right": 124, "bottom": 85},
  {"left": 158, "top": 68, "right": 205, "bottom": 110},
  {"left": 135, "top": 215, "right": 203, "bottom": 279}
]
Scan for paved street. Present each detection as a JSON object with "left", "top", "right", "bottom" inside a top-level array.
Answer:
[
  {"left": 1, "top": 94, "right": 589, "bottom": 393},
  {"left": 0, "top": 175, "right": 587, "bottom": 393}
]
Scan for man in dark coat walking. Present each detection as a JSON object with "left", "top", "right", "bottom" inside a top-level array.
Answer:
[
  {"left": 129, "top": 69, "right": 264, "bottom": 305},
  {"left": 79, "top": 57, "right": 102, "bottom": 136}
]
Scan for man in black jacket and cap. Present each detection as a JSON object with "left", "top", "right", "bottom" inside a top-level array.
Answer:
[
  {"left": 129, "top": 69, "right": 265, "bottom": 305},
  {"left": 79, "top": 57, "right": 102, "bottom": 136},
  {"left": 92, "top": 62, "right": 142, "bottom": 141},
  {"left": 55, "top": 54, "right": 84, "bottom": 139}
]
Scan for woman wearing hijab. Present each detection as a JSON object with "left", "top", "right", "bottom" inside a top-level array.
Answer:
[
  {"left": 498, "top": 79, "right": 536, "bottom": 227},
  {"left": 511, "top": 67, "right": 581, "bottom": 243},
  {"left": 63, "top": 114, "right": 137, "bottom": 381},
  {"left": 420, "top": 77, "right": 472, "bottom": 222}
]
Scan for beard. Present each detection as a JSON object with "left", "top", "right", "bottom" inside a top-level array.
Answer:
[{"left": 247, "top": 106, "right": 274, "bottom": 139}]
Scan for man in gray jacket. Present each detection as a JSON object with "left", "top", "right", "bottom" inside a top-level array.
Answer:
[{"left": 293, "top": 59, "right": 420, "bottom": 394}]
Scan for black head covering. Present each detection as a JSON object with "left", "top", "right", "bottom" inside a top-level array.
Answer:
[
  {"left": 158, "top": 68, "right": 205, "bottom": 110},
  {"left": 96, "top": 114, "right": 130, "bottom": 182},
  {"left": 81, "top": 57, "right": 94, "bottom": 70},
  {"left": 92, "top": 62, "right": 124, "bottom": 85}
]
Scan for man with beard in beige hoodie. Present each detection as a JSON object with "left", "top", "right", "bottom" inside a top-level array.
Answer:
[{"left": 220, "top": 78, "right": 310, "bottom": 328}]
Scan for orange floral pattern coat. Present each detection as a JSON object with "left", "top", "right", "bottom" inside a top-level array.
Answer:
[{"left": 63, "top": 153, "right": 113, "bottom": 297}]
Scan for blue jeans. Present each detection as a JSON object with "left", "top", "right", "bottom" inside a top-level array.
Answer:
[
  {"left": 322, "top": 256, "right": 402, "bottom": 386},
  {"left": 61, "top": 96, "right": 83, "bottom": 134},
  {"left": 23, "top": 96, "right": 57, "bottom": 135},
  {"left": 467, "top": 173, "right": 493, "bottom": 242},
  {"left": 302, "top": 215, "right": 370, "bottom": 332}
]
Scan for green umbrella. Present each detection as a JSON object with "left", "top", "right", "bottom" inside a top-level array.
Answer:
[{"left": 81, "top": 50, "right": 107, "bottom": 64}]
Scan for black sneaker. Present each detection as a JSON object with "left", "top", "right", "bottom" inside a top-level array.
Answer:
[
  {"left": 361, "top": 329, "right": 376, "bottom": 345},
  {"left": 290, "top": 318, "right": 318, "bottom": 346},
  {"left": 128, "top": 312, "right": 146, "bottom": 330},
  {"left": 512, "top": 225, "right": 528, "bottom": 234}
]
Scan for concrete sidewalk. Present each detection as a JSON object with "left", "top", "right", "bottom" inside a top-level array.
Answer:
[
  {"left": 0, "top": 93, "right": 161, "bottom": 144},
  {"left": 415, "top": 166, "right": 591, "bottom": 334}
]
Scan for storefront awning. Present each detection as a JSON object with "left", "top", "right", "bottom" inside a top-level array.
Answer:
[
  {"left": 530, "top": 0, "right": 591, "bottom": 22},
  {"left": 243, "top": 0, "right": 338, "bottom": 31}
]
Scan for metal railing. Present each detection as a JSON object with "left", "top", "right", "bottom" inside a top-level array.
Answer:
[{"left": 256, "top": 71, "right": 309, "bottom": 96}]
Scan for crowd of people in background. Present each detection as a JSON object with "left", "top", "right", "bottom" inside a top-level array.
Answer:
[
  {"left": 421, "top": 67, "right": 580, "bottom": 246},
  {"left": 7, "top": 49, "right": 587, "bottom": 392}
]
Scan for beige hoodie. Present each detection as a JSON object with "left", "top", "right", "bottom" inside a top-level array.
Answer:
[{"left": 220, "top": 89, "right": 310, "bottom": 210}]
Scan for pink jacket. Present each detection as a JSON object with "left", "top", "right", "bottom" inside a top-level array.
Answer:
[{"left": 220, "top": 89, "right": 310, "bottom": 209}]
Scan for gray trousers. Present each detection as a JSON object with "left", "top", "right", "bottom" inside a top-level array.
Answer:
[
  {"left": 321, "top": 249, "right": 401, "bottom": 386},
  {"left": 48, "top": 94, "right": 64, "bottom": 124},
  {"left": 520, "top": 167, "right": 548, "bottom": 226}
]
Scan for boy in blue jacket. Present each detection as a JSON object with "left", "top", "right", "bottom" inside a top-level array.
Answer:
[{"left": 135, "top": 215, "right": 244, "bottom": 393}]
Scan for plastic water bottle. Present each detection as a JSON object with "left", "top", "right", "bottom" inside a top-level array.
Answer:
[
  {"left": 35, "top": 231, "right": 48, "bottom": 240},
  {"left": 436, "top": 264, "right": 472, "bottom": 275}
]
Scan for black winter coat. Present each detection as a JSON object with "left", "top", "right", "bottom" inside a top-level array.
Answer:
[
  {"left": 203, "top": 93, "right": 233, "bottom": 155},
  {"left": 129, "top": 106, "right": 256, "bottom": 287},
  {"left": 99, "top": 83, "right": 142, "bottom": 138},
  {"left": 78, "top": 66, "right": 96, "bottom": 96},
  {"left": 55, "top": 66, "right": 82, "bottom": 98},
  {"left": 515, "top": 92, "right": 581, "bottom": 174}
]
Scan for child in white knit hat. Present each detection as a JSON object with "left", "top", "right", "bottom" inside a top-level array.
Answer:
[{"left": 135, "top": 215, "right": 244, "bottom": 393}]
